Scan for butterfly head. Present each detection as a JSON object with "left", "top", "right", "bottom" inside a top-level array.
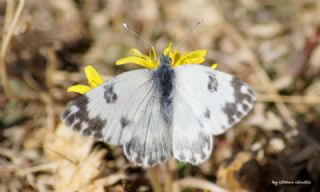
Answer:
[{"left": 159, "top": 54, "right": 172, "bottom": 67}]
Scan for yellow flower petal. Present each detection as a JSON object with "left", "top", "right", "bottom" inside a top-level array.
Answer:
[
  {"left": 67, "top": 85, "right": 91, "bottom": 94},
  {"left": 211, "top": 63, "right": 218, "bottom": 69},
  {"left": 151, "top": 47, "right": 157, "bottom": 60},
  {"left": 116, "top": 43, "right": 208, "bottom": 69},
  {"left": 173, "top": 50, "right": 207, "bottom": 67},
  {"left": 129, "top": 48, "right": 144, "bottom": 57},
  {"left": 170, "top": 50, "right": 181, "bottom": 66},
  {"left": 84, "top": 65, "right": 104, "bottom": 88},
  {"left": 116, "top": 56, "right": 157, "bottom": 69},
  {"left": 163, "top": 42, "right": 173, "bottom": 55},
  {"left": 129, "top": 48, "right": 157, "bottom": 67}
]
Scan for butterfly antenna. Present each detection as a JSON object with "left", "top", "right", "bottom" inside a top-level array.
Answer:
[
  {"left": 123, "top": 23, "right": 154, "bottom": 50},
  {"left": 173, "top": 18, "right": 204, "bottom": 49}
]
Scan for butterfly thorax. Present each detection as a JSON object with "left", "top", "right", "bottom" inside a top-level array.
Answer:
[{"left": 153, "top": 54, "right": 175, "bottom": 126}]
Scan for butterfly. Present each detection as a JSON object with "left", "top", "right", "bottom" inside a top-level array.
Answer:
[{"left": 61, "top": 43, "right": 256, "bottom": 167}]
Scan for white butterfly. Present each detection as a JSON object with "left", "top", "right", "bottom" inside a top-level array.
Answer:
[{"left": 62, "top": 53, "right": 256, "bottom": 167}]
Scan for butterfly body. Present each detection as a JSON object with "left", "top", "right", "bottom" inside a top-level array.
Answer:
[
  {"left": 62, "top": 52, "right": 256, "bottom": 167},
  {"left": 153, "top": 55, "right": 175, "bottom": 126}
]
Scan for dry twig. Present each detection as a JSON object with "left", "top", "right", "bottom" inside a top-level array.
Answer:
[
  {"left": 146, "top": 167, "right": 163, "bottom": 192},
  {"left": 0, "top": 0, "right": 25, "bottom": 97},
  {"left": 173, "top": 177, "right": 229, "bottom": 192}
]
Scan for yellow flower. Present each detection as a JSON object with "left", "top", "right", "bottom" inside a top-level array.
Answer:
[
  {"left": 116, "top": 47, "right": 159, "bottom": 69},
  {"left": 116, "top": 43, "right": 208, "bottom": 69},
  {"left": 67, "top": 65, "right": 104, "bottom": 94},
  {"left": 211, "top": 63, "right": 218, "bottom": 69},
  {"left": 163, "top": 42, "right": 207, "bottom": 67}
]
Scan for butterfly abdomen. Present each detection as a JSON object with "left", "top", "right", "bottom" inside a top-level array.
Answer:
[{"left": 153, "top": 55, "right": 175, "bottom": 126}]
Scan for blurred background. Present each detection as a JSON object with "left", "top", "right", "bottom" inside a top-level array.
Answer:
[{"left": 1, "top": 0, "right": 320, "bottom": 191}]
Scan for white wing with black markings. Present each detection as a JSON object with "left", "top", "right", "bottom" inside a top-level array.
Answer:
[
  {"left": 172, "top": 64, "right": 255, "bottom": 164},
  {"left": 62, "top": 69, "right": 172, "bottom": 167}
]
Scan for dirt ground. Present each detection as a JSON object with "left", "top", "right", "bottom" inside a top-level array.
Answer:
[{"left": 1, "top": 0, "right": 320, "bottom": 192}]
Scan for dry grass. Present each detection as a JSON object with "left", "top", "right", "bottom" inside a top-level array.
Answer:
[{"left": 1, "top": 0, "right": 320, "bottom": 191}]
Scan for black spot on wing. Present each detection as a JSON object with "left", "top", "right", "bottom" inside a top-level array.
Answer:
[
  {"left": 222, "top": 102, "right": 237, "bottom": 124},
  {"left": 176, "top": 132, "right": 211, "bottom": 164},
  {"left": 148, "top": 159, "right": 156, "bottom": 166},
  {"left": 124, "top": 136, "right": 170, "bottom": 166},
  {"left": 135, "top": 156, "right": 143, "bottom": 164},
  {"left": 160, "top": 155, "right": 167, "bottom": 162},
  {"left": 204, "top": 108, "right": 211, "bottom": 119},
  {"left": 74, "top": 94, "right": 89, "bottom": 107},
  {"left": 236, "top": 111, "right": 243, "bottom": 118},
  {"left": 208, "top": 74, "right": 218, "bottom": 92},
  {"left": 88, "top": 119, "right": 106, "bottom": 136},
  {"left": 242, "top": 103, "right": 249, "bottom": 111},
  {"left": 82, "top": 128, "right": 91, "bottom": 135},
  {"left": 62, "top": 95, "right": 107, "bottom": 140},
  {"left": 179, "top": 153, "right": 186, "bottom": 160},
  {"left": 231, "top": 77, "right": 255, "bottom": 104},
  {"left": 221, "top": 77, "right": 256, "bottom": 126},
  {"left": 93, "top": 132, "right": 103, "bottom": 138},
  {"left": 120, "top": 116, "right": 130, "bottom": 128},
  {"left": 190, "top": 155, "right": 197, "bottom": 164},
  {"left": 62, "top": 108, "right": 71, "bottom": 119},
  {"left": 63, "top": 95, "right": 90, "bottom": 129},
  {"left": 104, "top": 84, "right": 118, "bottom": 103},
  {"left": 124, "top": 137, "right": 138, "bottom": 157},
  {"left": 189, "top": 133, "right": 212, "bottom": 163},
  {"left": 73, "top": 121, "right": 81, "bottom": 131},
  {"left": 198, "top": 132, "right": 211, "bottom": 151}
]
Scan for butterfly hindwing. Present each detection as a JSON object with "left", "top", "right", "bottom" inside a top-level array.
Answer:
[
  {"left": 62, "top": 69, "right": 172, "bottom": 166},
  {"left": 123, "top": 92, "right": 173, "bottom": 167},
  {"left": 172, "top": 88, "right": 213, "bottom": 164}
]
